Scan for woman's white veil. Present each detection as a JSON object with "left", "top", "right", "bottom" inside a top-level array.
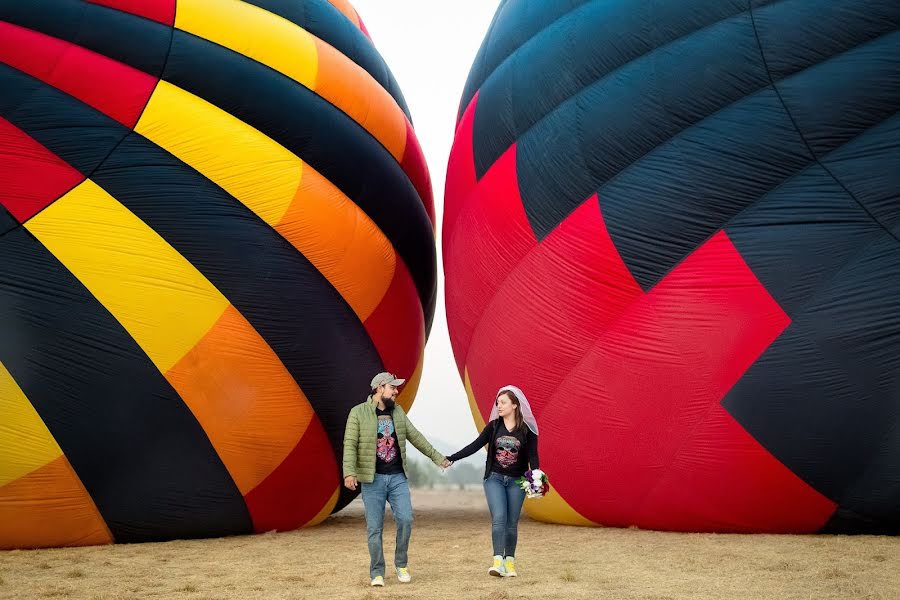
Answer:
[{"left": 489, "top": 385, "right": 539, "bottom": 435}]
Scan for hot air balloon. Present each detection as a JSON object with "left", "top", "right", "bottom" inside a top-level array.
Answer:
[
  {"left": 0, "top": 0, "right": 434, "bottom": 548},
  {"left": 444, "top": 0, "right": 900, "bottom": 533}
]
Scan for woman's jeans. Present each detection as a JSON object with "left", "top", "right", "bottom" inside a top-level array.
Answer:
[
  {"left": 483, "top": 472, "right": 526, "bottom": 557},
  {"left": 360, "top": 473, "right": 413, "bottom": 579}
]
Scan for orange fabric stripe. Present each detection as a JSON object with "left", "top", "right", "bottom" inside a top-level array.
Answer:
[
  {"left": 165, "top": 305, "right": 315, "bottom": 495},
  {"left": 276, "top": 165, "right": 395, "bottom": 322},
  {"left": 312, "top": 37, "right": 407, "bottom": 162},
  {"left": 0, "top": 456, "right": 112, "bottom": 549}
]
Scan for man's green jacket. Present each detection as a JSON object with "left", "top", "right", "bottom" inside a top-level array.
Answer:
[{"left": 342, "top": 396, "right": 446, "bottom": 483}]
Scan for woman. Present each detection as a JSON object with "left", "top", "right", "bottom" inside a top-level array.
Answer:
[{"left": 447, "top": 385, "right": 540, "bottom": 577}]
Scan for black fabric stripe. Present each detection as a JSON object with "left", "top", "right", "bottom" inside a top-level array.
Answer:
[
  {"left": 725, "top": 165, "right": 885, "bottom": 316},
  {"left": 0, "top": 0, "right": 436, "bottom": 330},
  {"left": 471, "top": 0, "right": 751, "bottom": 179},
  {"left": 723, "top": 233, "right": 900, "bottom": 532},
  {"left": 0, "top": 227, "right": 252, "bottom": 542},
  {"left": 516, "top": 14, "right": 900, "bottom": 284},
  {"left": 163, "top": 31, "right": 436, "bottom": 328},
  {"left": 241, "top": 0, "right": 411, "bottom": 121},
  {"left": 458, "top": 0, "right": 591, "bottom": 122},
  {"left": 0, "top": 204, "right": 16, "bottom": 236},
  {"left": 0, "top": 0, "right": 172, "bottom": 76},
  {"left": 0, "top": 64, "right": 128, "bottom": 175},
  {"left": 822, "top": 507, "right": 900, "bottom": 535},
  {"left": 823, "top": 112, "right": 900, "bottom": 236},
  {"left": 0, "top": 64, "right": 382, "bottom": 512}
]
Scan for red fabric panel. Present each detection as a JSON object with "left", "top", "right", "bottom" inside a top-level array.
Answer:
[
  {"left": 400, "top": 121, "right": 434, "bottom": 227},
  {"left": 85, "top": 0, "right": 176, "bottom": 25},
  {"left": 0, "top": 21, "right": 157, "bottom": 128},
  {"left": 443, "top": 92, "right": 479, "bottom": 250},
  {"left": 0, "top": 117, "right": 84, "bottom": 222},
  {"left": 244, "top": 416, "right": 339, "bottom": 532},
  {"left": 364, "top": 258, "right": 425, "bottom": 381},
  {"left": 464, "top": 196, "right": 643, "bottom": 423},
  {"left": 444, "top": 145, "right": 535, "bottom": 374},
  {"left": 532, "top": 228, "right": 835, "bottom": 532}
]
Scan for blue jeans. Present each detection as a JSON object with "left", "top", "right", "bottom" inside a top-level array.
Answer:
[
  {"left": 360, "top": 473, "right": 413, "bottom": 578},
  {"left": 483, "top": 472, "right": 526, "bottom": 557}
]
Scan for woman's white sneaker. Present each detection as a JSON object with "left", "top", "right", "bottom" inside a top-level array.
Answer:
[
  {"left": 503, "top": 556, "right": 517, "bottom": 577},
  {"left": 488, "top": 555, "right": 506, "bottom": 577}
]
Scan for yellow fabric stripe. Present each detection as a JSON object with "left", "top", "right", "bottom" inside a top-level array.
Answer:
[
  {"left": 463, "top": 367, "right": 487, "bottom": 431},
  {"left": 25, "top": 181, "right": 229, "bottom": 373},
  {"left": 175, "top": 0, "right": 407, "bottom": 162},
  {"left": 524, "top": 488, "right": 599, "bottom": 527},
  {"left": 0, "top": 362, "right": 62, "bottom": 488},
  {"left": 175, "top": 0, "right": 317, "bottom": 88},
  {"left": 136, "top": 81, "right": 301, "bottom": 226}
]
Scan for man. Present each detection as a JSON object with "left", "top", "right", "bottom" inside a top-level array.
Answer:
[{"left": 342, "top": 372, "right": 450, "bottom": 587}]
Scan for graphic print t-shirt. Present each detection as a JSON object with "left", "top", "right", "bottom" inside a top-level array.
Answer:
[
  {"left": 375, "top": 407, "right": 404, "bottom": 474},
  {"left": 491, "top": 425, "right": 528, "bottom": 477}
]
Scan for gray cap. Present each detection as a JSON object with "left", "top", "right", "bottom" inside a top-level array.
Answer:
[{"left": 371, "top": 372, "right": 405, "bottom": 389}]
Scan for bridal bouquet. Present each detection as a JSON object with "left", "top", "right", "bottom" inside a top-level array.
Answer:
[{"left": 516, "top": 469, "right": 550, "bottom": 499}]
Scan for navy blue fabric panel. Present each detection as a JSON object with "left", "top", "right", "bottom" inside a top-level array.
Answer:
[
  {"left": 772, "top": 30, "right": 900, "bottom": 157},
  {"left": 823, "top": 507, "right": 900, "bottom": 535},
  {"left": 459, "top": 0, "right": 590, "bottom": 120},
  {"left": 0, "top": 228, "right": 252, "bottom": 542},
  {"left": 516, "top": 11, "right": 770, "bottom": 244},
  {"left": 823, "top": 113, "right": 900, "bottom": 235},
  {"left": 473, "top": 0, "right": 748, "bottom": 178},
  {"left": 0, "top": 65, "right": 384, "bottom": 504},
  {"left": 0, "top": 64, "right": 126, "bottom": 175},
  {"left": 163, "top": 31, "right": 436, "bottom": 327},
  {"left": 724, "top": 232, "right": 900, "bottom": 528},
  {"left": 596, "top": 89, "right": 810, "bottom": 291},
  {"left": 726, "top": 166, "right": 883, "bottom": 316},
  {"left": 751, "top": 0, "right": 900, "bottom": 81},
  {"left": 0, "top": 0, "right": 172, "bottom": 76},
  {"left": 242, "top": 0, "right": 411, "bottom": 120},
  {"left": 0, "top": 204, "right": 16, "bottom": 236}
]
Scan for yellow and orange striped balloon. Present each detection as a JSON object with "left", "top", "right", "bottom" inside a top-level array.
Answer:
[{"left": 0, "top": 0, "right": 434, "bottom": 548}]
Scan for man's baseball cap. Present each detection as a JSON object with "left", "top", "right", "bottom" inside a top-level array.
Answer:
[{"left": 371, "top": 372, "right": 405, "bottom": 389}]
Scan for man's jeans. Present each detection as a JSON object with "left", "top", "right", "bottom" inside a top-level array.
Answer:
[
  {"left": 483, "top": 472, "right": 526, "bottom": 557},
  {"left": 360, "top": 473, "right": 413, "bottom": 579}
]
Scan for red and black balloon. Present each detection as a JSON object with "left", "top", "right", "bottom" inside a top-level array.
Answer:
[{"left": 444, "top": 0, "right": 900, "bottom": 533}]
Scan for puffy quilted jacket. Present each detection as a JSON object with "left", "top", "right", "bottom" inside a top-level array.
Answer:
[{"left": 342, "top": 396, "right": 445, "bottom": 483}]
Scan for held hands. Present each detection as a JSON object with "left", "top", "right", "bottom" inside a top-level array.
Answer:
[
  {"left": 343, "top": 475, "right": 358, "bottom": 491},
  {"left": 441, "top": 459, "right": 453, "bottom": 470}
]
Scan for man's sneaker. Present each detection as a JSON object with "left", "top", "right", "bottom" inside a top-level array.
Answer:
[
  {"left": 370, "top": 575, "right": 385, "bottom": 587},
  {"left": 396, "top": 567, "right": 411, "bottom": 583},
  {"left": 503, "top": 557, "right": 517, "bottom": 577},
  {"left": 488, "top": 555, "right": 505, "bottom": 577}
]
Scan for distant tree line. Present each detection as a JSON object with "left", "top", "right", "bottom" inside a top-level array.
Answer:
[{"left": 405, "top": 455, "right": 483, "bottom": 489}]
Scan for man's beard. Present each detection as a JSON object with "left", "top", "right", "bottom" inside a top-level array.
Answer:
[{"left": 382, "top": 397, "right": 396, "bottom": 411}]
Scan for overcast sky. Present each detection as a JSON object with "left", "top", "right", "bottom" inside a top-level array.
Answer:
[{"left": 349, "top": 1, "right": 501, "bottom": 452}]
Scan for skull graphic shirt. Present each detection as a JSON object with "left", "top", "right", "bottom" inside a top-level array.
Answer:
[
  {"left": 495, "top": 435, "right": 521, "bottom": 468},
  {"left": 491, "top": 425, "right": 527, "bottom": 476},
  {"left": 375, "top": 407, "right": 403, "bottom": 474}
]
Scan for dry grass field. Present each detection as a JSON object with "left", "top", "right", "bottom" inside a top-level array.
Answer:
[{"left": 0, "top": 489, "right": 897, "bottom": 600}]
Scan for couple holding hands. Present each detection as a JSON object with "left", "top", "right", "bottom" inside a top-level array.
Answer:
[{"left": 342, "top": 372, "right": 543, "bottom": 587}]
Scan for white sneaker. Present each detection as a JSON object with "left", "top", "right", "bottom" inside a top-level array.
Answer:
[
  {"left": 396, "top": 567, "right": 411, "bottom": 583},
  {"left": 370, "top": 575, "right": 385, "bottom": 587},
  {"left": 503, "top": 556, "right": 517, "bottom": 577},
  {"left": 488, "top": 555, "right": 505, "bottom": 577}
]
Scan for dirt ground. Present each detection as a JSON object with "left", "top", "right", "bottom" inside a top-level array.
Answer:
[{"left": 0, "top": 489, "right": 897, "bottom": 600}]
